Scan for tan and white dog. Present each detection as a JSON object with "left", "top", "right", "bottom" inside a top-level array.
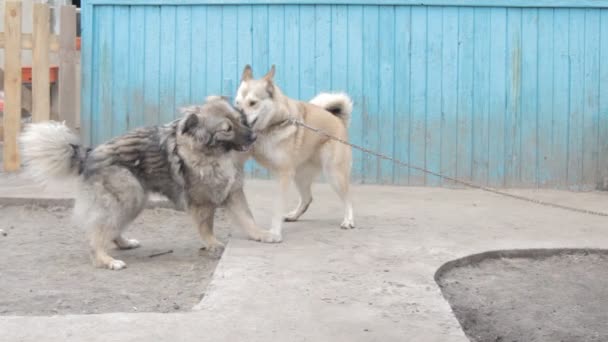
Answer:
[{"left": 234, "top": 65, "right": 355, "bottom": 240}]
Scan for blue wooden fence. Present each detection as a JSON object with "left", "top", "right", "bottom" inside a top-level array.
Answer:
[{"left": 81, "top": 0, "right": 608, "bottom": 189}]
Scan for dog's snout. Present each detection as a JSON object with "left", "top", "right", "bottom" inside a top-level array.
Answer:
[{"left": 248, "top": 131, "right": 257, "bottom": 143}]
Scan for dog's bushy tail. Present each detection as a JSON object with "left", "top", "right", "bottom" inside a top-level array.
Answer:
[
  {"left": 310, "top": 92, "right": 353, "bottom": 127},
  {"left": 19, "top": 121, "right": 84, "bottom": 184}
]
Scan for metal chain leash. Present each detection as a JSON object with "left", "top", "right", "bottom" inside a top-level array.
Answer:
[{"left": 289, "top": 118, "right": 608, "bottom": 218}]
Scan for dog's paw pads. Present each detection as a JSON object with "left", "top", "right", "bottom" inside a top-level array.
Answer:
[{"left": 108, "top": 259, "right": 127, "bottom": 270}]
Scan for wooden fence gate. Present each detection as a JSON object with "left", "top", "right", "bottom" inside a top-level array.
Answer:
[{"left": 0, "top": 1, "right": 79, "bottom": 172}]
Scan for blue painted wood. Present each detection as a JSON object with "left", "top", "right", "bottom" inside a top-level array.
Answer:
[
  {"left": 456, "top": 7, "right": 474, "bottom": 182},
  {"left": 112, "top": 6, "right": 130, "bottom": 136},
  {"left": 568, "top": 9, "right": 585, "bottom": 189},
  {"left": 393, "top": 6, "right": 411, "bottom": 185},
  {"left": 426, "top": 7, "right": 442, "bottom": 186},
  {"left": 409, "top": 6, "right": 427, "bottom": 186},
  {"left": 174, "top": 6, "right": 192, "bottom": 110},
  {"left": 472, "top": 7, "right": 490, "bottom": 185},
  {"left": 505, "top": 8, "right": 521, "bottom": 187},
  {"left": 582, "top": 9, "right": 601, "bottom": 189},
  {"left": 440, "top": 6, "right": 458, "bottom": 186},
  {"left": 552, "top": 8, "right": 570, "bottom": 188},
  {"left": 88, "top": 0, "right": 608, "bottom": 9},
  {"left": 82, "top": 1, "right": 608, "bottom": 189},
  {"left": 520, "top": 8, "right": 538, "bottom": 186},
  {"left": 378, "top": 6, "right": 395, "bottom": 184},
  {"left": 600, "top": 9, "right": 608, "bottom": 187},
  {"left": 487, "top": 7, "right": 507, "bottom": 187},
  {"left": 346, "top": 5, "right": 364, "bottom": 182},
  {"left": 537, "top": 8, "right": 553, "bottom": 187},
  {"left": 159, "top": 6, "right": 176, "bottom": 123},
  {"left": 361, "top": 5, "right": 379, "bottom": 183}
]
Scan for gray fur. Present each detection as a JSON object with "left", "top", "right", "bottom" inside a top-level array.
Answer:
[{"left": 20, "top": 97, "right": 280, "bottom": 270}]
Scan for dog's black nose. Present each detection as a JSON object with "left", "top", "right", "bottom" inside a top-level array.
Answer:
[{"left": 248, "top": 132, "right": 257, "bottom": 143}]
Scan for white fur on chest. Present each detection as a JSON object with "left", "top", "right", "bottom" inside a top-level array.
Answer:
[{"left": 253, "top": 125, "right": 296, "bottom": 168}]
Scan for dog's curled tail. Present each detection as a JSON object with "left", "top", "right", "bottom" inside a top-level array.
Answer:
[
  {"left": 19, "top": 121, "right": 84, "bottom": 184},
  {"left": 310, "top": 92, "right": 353, "bottom": 127}
]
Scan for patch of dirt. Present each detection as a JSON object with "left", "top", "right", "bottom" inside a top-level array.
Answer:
[
  {"left": 0, "top": 205, "right": 230, "bottom": 315},
  {"left": 437, "top": 250, "right": 608, "bottom": 342}
]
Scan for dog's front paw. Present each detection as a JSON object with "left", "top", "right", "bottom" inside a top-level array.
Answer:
[
  {"left": 201, "top": 242, "right": 225, "bottom": 259},
  {"left": 254, "top": 230, "right": 282, "bottom": 243},
  {"left": 107, "top": 259, "right": 127, "bottom": 270},
  {"left": 115, "top": 237, "right": 141, "bottom": 250},
  {"left": 340, "top": 219, "right": 355, "bottom": 230},
  {"left": 284, "top": 212, "right": 299, "bottom": 222}
]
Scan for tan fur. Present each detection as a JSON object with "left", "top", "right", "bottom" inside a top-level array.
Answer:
[{"left": 235, "top": 65, "right": 355, "bottom": 239}]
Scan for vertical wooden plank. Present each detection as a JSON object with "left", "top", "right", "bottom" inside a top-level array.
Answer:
[
  {"left": 378, "top": 6, "right": 395, "bottom": 184},
  {"left": 237, "top": 5, "right": 254, "bottom": 176},
  {"left": 3, "top": 1, "right": 22, "bottom": 172},
  {"left": 223, "top": 6, "right": 238, "bottom": 99},
  {"left": 58, "top": 5, "right": 78, "bottom": 129},
  {"left": 362, "top": 5, "right": 379, "bottom": 184},
  {"left": 299, "top": 5, "right": 315, "bottom": 100},
  {"left": 426, "top": 7, "right": 442, "bottom": 186},
  {"left": 520, "top": 9, "right": 539, "bottom": 186},
  {"left": 582, "top": 9, "right": 600, "bottom": 189},
  {"left": 537, "top": 8, "right": 554, "bottom": 187},
  {"left": 97, "top": 6, "right": 113, "bottom": 141},
  {"left": 252, "top": 5, "right": 270, "bottom": 178},
  {"left": 159, "top": 5, "right": 176, "bottom": 123},
  {"left": 112, "top": 6, "right": 130, "bottom": 135},
  {"left": 206, "top": 6, "right": 223, "bottom": 95},
  {"left": 441, "top": 7, "right": 459, "bottom": 187},
  {"left": 505, "top": 8, "right": 522, "bottom": 187},
  {"left": 128, "top": 6, "right": 145, "bottom": 129},
  {"left": 488, "top": 8, "right": 507, "bottom": 187},
  {"left": 174, "top": 6, "right": 192, "bottom": 110},
  {"left": 330, "top": 5, "right": 348, "bottom": 91},
  {"left": 347, "top": 6, "right": 364, "bottom": 182},
  {"left": 314, "top": 5, "right": 331, "bottom": 94},
  {"left": 80, "top": 1, "right": 94, "bottom": 144},
  {"left": 268, "top": 5, "right": 285, "bottom": 95},
  {"left": 394, "top": 6, "right": 411, "bottom": 185},
  {"left": 283, "top": 5, "right": 300, "bottom": 98},
  {"left": 552, "top": 8, "right": 569, "bottom": 188},
  {"left": 32, "top": 3, "right": 50, "bottom": 123},
  {"left": 409, "top": 6, "right": 427, "bottom": 185},
  {"left": 599, "top": 9, "right": 608, "bottom": 189},
  {"left": 190, "top": 6, "right": 206, "bottom": 103},
  {"left": 567, "top": 9, "right": 585, "bottom": 189},
  {"left": 472, "top": 8, "right": 491, "bottom": 185},
  {"left": 457, "top": 7, "right": 474, "bottom": 183},
  {"left": 144, "top": 6, "right": 160, "bottom": 127}
]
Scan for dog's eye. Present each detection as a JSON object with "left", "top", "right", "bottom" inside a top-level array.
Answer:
[
  {"left": 249, "top": 100, "right": 257, "bottom": 107},
  {"left": 226, "top": 125, "right": 232, "bottom": 132}
]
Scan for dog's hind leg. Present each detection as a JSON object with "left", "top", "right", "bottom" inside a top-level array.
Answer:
[
  {"left": 190, "top": 205, "right": 224, "bottom": 258},
  {"left": 284, "top": 166, "right": 317, "bottom": 222},
  {"left": 89, "top": 223, "right": 128, "bottom": 270},
  {"left": 321, "top": 143, "right": 355, "bottom": 229}
]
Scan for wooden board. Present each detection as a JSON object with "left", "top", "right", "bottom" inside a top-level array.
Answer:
[
  {"left": 58, "top": 5, "right": 78, "bottom": 129},
  {"left": 3, "top": 1, "right": 22, "bottom": 172},
  {"left": 32, "top": 3, "right": 50, "bottom": 123}
]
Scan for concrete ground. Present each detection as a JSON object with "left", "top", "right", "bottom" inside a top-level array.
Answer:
[{"left": 1, "top": 172, "right": 608, "bottom": 342}]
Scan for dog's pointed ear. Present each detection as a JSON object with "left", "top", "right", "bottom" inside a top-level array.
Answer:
[
  {"left": 263, "top": 65, "right": 276, "bottom": 81},
  {"left": 241, "top": 65, "right": 253, "bottom": 82},
  {"left": 181, "top": 112, "right": 199, "bottom": 135}
]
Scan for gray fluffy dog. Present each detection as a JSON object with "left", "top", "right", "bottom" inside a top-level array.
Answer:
[{"left": 19, "top": 96, "right": 280, "bottom": 270}]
